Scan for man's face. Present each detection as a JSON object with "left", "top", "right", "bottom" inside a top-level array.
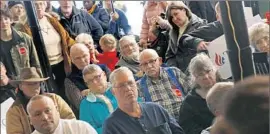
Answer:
[
  {"left": 20, "top": 82, "right": 41, "bottom": 98},
  {"left": 71, "top": 49, "right": 90, "bottom": 70},
  {"left": 139, "top": 53, "right": 161, "bottom": 78},
  {"left": 112, "top": 72, "right": 138, "bottom": 106},
  {"left": 34, "top": 1, "right": 47, "bottom": 19},
  {"left": 59, "top": 0, "right": 73, "bottom": 17},
  {"left": 104, "top": 0, "right": 111, "bottom": 9},
  {"left": 84, "top": 70, "right": 107, "bottom": 94},
  {"left": 83, "top": 0, "right": 94, "bottom": 11},
  {"left": 170, "top": 8, "right": 188, "bottom": 27},
  {"left": 10, "top": 4, "right": 24, "bottom": 18},
  {"left": 120, "top": 40, "right": 139, "bottom": 60},
  {"left": 0, "top": 15, "right": 11, "bottom": 31},
  {"left": 28, "top": 98, "right": 60, "bottom": 134}
]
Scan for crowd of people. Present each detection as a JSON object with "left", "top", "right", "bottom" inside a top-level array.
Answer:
[{"left": 0, "top": 1, "right": 269, "bottom": 134}]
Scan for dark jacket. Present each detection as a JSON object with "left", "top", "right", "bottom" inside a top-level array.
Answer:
[
  {"left": 90, "top": 5, "right": 110, "bottom": 33},
  {"left": 58, "top": 7, "right": 103, "bottom": 44},
  {"left": 178, "top": 89, "right": 215, "bottom": 134},
  {"left": 181, "top": 21, "right": 224, "bottom": 50},
  {"left": 165, "top": 14, "right": 206, "bottom": 72},
  {"left": 107, "top": 8, "right": 132, "bottom": 40},
  {"left": 188, "top": 1, "right": 216, "bottom": 23}
]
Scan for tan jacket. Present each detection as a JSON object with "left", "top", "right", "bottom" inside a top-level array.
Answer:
[
  {"left": 6, "top": 93, "right": 75, "bottom": 134},
  {"left": 14, "top": 15, "right": 75, "bottom": 75}
]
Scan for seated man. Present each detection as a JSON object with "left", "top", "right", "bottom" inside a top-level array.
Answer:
[
  {"left": 6, "top": 67, "right": 75, "bottom": 134},
  {"left": 212, "top": 76, "right": 269, "bottom": 134},
  {"left": 27, "top": 95, "right": 97, "bottom": 134},
  {"left": 201, "top": 82, "right": 234, "bottom": 134},
  {"left": 115, "top": 35, "right": 142, "bottom": 79},
  {"left": 137, "top": 49, "right": 190, "bottom": 119},
  {"left": 103, "top": 67, "right": 185, "bottom": 134},
  {"left": 64, "top": 43, "right": 110, "bottom": 117}
]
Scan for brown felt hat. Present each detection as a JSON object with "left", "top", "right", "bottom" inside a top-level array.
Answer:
[{"left": 10, "top": 67, "right": 49, "bottom": 84}]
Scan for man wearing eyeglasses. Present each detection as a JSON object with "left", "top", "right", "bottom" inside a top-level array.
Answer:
[
  {"left": 137, "top": 49, "right": 190, "bottom": 120},
  {"left": 64, "top": 43, "right": 111, "bottom": 117},
  {"left": 103, "top": 67, "right": 185, "bottom": 134}
]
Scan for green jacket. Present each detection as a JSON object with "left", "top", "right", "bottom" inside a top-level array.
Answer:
[{"left": 10, "top": 29, "right": 41, "bottom": 78}]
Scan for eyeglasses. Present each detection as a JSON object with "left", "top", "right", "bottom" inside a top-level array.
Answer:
[
  {"left": 85, "top": 72, "right": 104, "bottom": 84},
  {"left": 139, "top": 58, "right": 158, "bottom": 68},
  {"left": 113, "top": 81, "right": 136, "bottom": 90},
  {"left": 121, "top": 43, "right": 137, "bottom": 50}
]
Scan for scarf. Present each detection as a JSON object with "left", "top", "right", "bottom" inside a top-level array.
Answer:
[
  {"left": 88, "top": 5, "right": 97, "bottom": 14},
  {"left": 68, "top": 65, "right": 88, "bottom": 91},
  {"left": 116, "top": 56, "right": 140, "bottom": 74}
]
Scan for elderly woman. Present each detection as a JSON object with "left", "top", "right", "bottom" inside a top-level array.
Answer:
[
  {"left": 80, "top": 64, "right": 117, "bottom": 134},
  {"left": 15, "top": 1, "right": 75, "bottom": 98},
  {"left": 178, "top": 53, "right": 221, "bottom": 134},
  {"left": 115, "top": 35, "right": 142, "bottom": 78},
  {"left": 165, "top": 1, "right": 206, "bottom": 72},
  {"left": 64, "top": 43, "right": 110, "bottom": 117},
  {"left": 249, "top": 22, "right": 269, "bottom": 59}
]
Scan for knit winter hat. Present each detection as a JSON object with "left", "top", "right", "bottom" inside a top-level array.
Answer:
[{"left": 8, "top": 1, "right": 23, "bottom": 9}]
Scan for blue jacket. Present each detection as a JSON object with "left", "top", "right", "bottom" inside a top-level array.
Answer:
[
  {"left": 91, "top": 6, "right": 110, "bottom": 33},
  {"left": 80, "top": 87, "right": 118, "bottom": 134},
  {"left": 58, "top": 7, "right": 103, "bottom": 44},
  {"left": 107, "top": 8, "right": 132, "bottom": 39}
]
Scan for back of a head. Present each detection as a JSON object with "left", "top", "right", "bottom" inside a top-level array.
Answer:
[
  {"left": 206, "top": 82, "right": 234, "bottom": 115},
  {"left": 222, "top": 76, "right": 269, "bottom": 134}
]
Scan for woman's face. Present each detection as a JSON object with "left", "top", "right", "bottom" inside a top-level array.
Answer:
[
  {"left": 256, "top": 36, "right": 269, "bottom": 54},
  {"left": 170, "top": 8, "right": 188, "bottom": 27},
  {"left": 34, "top": 1, "right": 46, "bottom": 19},
  {"left": 194, "top": 69, "right": 217, "bottom": 90}
]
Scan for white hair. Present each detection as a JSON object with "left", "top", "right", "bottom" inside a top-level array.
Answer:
[
  {"left": 109, "top": 67, "right": 133, "bottom": 86},
  {"left": 139, "top": 49, "right": 159, "bottom": 61},
  {"left": 206, "top": 82, "right": 234, "bottom": 114},
  {"left": 75, "top": 33, "right": 94, "bottom": 44},
  {"left": 119, "top": 35, "right": 137, "bottom": 51},
  {"left": 82, "top": 64, "right": 102, "bottom": 79}
]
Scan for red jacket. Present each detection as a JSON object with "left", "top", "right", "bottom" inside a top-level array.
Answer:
[{"left": 96, "top": 51, "right": 119, "bottom": 71}]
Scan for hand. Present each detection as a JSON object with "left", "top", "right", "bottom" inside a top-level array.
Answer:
[
  {"left": 197, "top": 41, "right": 209, "bottom": 51},
  {"left": 139, "top": 40, "right": 148, "bottom": 48},
  {"left": 81, "top": 89, "right": 91, "bottom": 97},
  {"left": 110, "top": 12, "right": 119, "bottom": 21}
]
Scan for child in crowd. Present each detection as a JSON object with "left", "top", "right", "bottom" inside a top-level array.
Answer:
[{"left": 97, "top": 34, "right": 119, "bottom": 71}]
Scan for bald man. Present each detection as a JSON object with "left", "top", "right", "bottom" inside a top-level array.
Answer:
[
  {"left": 65, "top": 43, "right": 110, "bottom": 117},
  {"left": 137, "top": 49, "right": 190, "bottom": 119},
  {"left": 27, "top": 95, "right": 97, "bottom": 134}
]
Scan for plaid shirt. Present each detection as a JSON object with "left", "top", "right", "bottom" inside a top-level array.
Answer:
[{"left": 137, "top": 67, "right": 190, "bottom": 119}]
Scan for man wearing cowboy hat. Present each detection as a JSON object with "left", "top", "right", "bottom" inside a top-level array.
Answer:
[{"left": 6, "top": 67, "right": 75, "bottom": 134}]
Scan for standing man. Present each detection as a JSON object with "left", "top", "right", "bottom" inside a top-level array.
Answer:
[
  {"left": 58, "top": 1, "right": 103, "bottom": 45},
  {"left": 104, "top": 0, "right": 132, "bottom": 40},
  {"left": 103, "top": 67, "right": 185, "bottom": 134},
  {"left": 0, "top": 9, "right": 41, "bottom": 81}
]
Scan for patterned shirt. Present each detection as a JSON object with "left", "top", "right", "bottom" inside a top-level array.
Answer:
[{"left": 137, "top": 67, "right": 190, "bottom": 119}]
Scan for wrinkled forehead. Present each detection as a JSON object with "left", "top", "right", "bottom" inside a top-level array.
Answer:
[{"left": 114, "top": 71, "right": 134, "bottom": 85}]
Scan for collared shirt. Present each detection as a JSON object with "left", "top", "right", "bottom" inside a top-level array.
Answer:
[
  {"left": 32, "top": 119, "right": 97, "bottom": 134},
  {"left": 137, "top": 67, "right": 190, "bottom": 119},
  {"left": 102, "top": 102, "right": 185, "bottom": 134}
]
